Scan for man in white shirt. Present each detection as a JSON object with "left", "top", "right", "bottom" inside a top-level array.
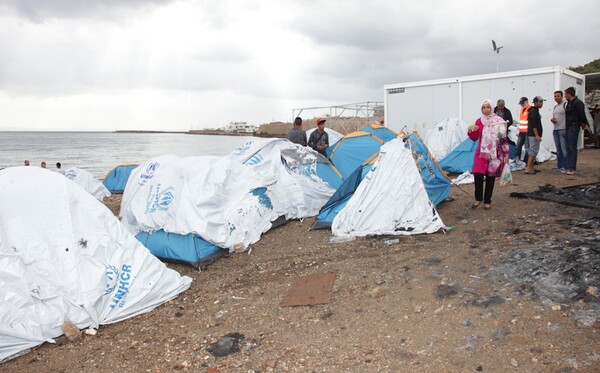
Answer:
[{"left": 550, "top": 91, "right": 568, "bottom": 172}]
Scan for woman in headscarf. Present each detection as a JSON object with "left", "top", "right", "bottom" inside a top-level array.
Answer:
[{"left": 467, "top": 99, "right": 509, "bottom": 209}]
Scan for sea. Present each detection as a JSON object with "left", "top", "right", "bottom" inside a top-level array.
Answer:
[{"left": 0, "top": 132, "right": 255, "bottom": 178}]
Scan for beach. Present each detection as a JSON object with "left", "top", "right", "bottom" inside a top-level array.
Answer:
[{"left": 4, "top": 148, "right": 600, "bottom": 372}]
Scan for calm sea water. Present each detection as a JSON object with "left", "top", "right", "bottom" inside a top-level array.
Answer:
[{"left": 0, "top": 132, "right": 254, "bottom": 178}]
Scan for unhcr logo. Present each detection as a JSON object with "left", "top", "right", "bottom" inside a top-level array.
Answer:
[
  {"left": 146, "top": 184, "right": 175, "bottom": 213},
  {"left": 104, "top": 265, "right": 119, "bottom": 295},
  {"left": 109, "top": 264, "right": 133, "bottom": 309},
  {"left": 65, "top": 169, "right": 77, "bottom": 180},
  {"left": 138, "top": 162, "right": 159, "bottom": 185},
  {"left": 246, "top": 154, "right": 263, "bottom": 166}
]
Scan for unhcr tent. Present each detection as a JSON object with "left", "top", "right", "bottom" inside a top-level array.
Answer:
[
  {"left": 64, "top": 167, "right": 111, "bottom": 201},
  {"left": 438, "top": 138, "right": 477, "bottom": 174},
  {"left": 332, "top": 138, "right": 445, "bottom": 237},
  {"left": 120, "top": 139, "right": 335, "bottom": 265},
  {"left": 103, "top": 164, "right": 138, "bottom": 193},
  {"left": 0, "top": 167, "right": 191, "bottom": 362},
  {"left": 424, "top": 118, "right": 469, "bottom": 161}
]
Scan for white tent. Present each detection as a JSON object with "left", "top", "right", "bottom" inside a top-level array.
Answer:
[
  {"left": 424, "top": 118, "right": 469, "bottom": 161},
  {"left": 0, "top": 167, "right": 191, "bottom": 363},
  {"left": 120, "top": 139, "right": 335, "bottom": 252},
  {"left": 507, "top": 125, "right": 556, "bottom": 163},
  {"left": 64, "top": 167, "right": 111, "bottom": 201},
  {"left": 332, "top": 138, "right": 445, "bottom": 237}
]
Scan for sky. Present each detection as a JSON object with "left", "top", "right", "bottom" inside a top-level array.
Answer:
[{"left": 0, "top": 0, "right": 598, "bottom": 131}]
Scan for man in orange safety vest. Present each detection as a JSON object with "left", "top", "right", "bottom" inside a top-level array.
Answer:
[{"left": 515, "top": 97, "right": 531, "bottom": 163}]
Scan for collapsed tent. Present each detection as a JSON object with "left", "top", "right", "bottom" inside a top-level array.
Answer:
[
  {"left": 103, "top": 164, "right": 138, "bottom": 193},
  {"left": 424, "top": 118, "right": 469, "bottom": 161},
  {"left": 0, "top": 167, "right": 191, "bottom": 363},
  {"left": 438, "top": 138, "right": 477, "bottom": 174},
  {"left": 332, "top": 138, "right": 446, "bottom": 237},
  {"left": 119, "top": 139, "right": 336, "bottom": 265},
  {"left": 64, "top": 167, "right": 111, "bottom": 201}
]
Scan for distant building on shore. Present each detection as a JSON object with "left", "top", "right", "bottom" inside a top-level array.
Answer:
[{"left": 226, "top": 122, "right": 257, "bottom": 134}]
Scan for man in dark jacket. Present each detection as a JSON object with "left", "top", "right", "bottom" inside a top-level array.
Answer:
[
  {"left": 494, "top": 99, "right": 514, "bottom": 145},
  {"left": 308, "top": 118, "right": 329, "bottom": 156},
  {"left": 287, "top": 117, "right": 307, "bottom": 146},
  {"left": 525, "top": 96, "right": 544, "bottom": 174},
  {"left": 564, "top": 86, "right": 589, "bottom": 174}
]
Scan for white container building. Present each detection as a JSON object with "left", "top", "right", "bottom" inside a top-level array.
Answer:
[{"left": 384, "top": 66, "right": 586, "bottom": 150}]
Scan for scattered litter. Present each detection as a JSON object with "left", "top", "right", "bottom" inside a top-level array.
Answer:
[
  {"left": 281, "top": 271, "right": 337, "bottom": 307},
  {"left": 84, "top": 328, "right": 97, "bottom": 336},
  {"left": 329, "top": 236, "right": 355, "bottom": 244},
  {"left": 466, "top": 295, "right": 505, "bottom": 308},
  {"left": 206, "top": 333, "right": 244, "bottom": 357},
  {"left": 510, "top": 183, "right": 600, "bottom": 209},
  {"left": 382, "top": 238, "right": 400, "bottom": 245}
]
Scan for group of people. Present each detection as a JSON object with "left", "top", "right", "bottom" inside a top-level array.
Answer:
[
  {"left": 24, "top": 160, "right": 65, "bottom": 174},
  {"left": 469, "top": 87, "right": 589, "bottom": 209},
  {"left": 287, "top": 117, "right": 330, "bottom": 156}
]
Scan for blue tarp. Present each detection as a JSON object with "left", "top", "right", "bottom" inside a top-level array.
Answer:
[
  {"left": 408, "top": 133, "right": 451, "bottom": 206},
  {"left": 316, "top": 160, "right": 343, "bottom": 189},
  {"left": 438, "top": 138, "right": 477, "bottom": 174},
  {"left": 313, "top": 165, "right": 372, "bottom": 229},
  {"left": 103, "top": 164, "right": 138, "bottom": 193},
  {"left": 136, "top": 230, "right": 225, "bottom": 269}
]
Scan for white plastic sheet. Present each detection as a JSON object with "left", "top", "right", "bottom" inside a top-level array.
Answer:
[
  {"left": 120, "top": 139, "right": 334, "bottom": 251},
  {"left": 425, "top": 118, "right": 469, "bottom": 161},
  {"left": 0, "top": 167, "right": 191, "bottom": 363},
  {"left": 64, "top": 167, "right": 111, "bottom": 201},
  {"left": 332, "top": 139, "right": 445, "bottom": 237}
]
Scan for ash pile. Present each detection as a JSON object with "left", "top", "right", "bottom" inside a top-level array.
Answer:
[
  {"left": 510, "top": 183, "right": 600, "bottom": 209},
  {"left": 491, "top": 217, "right": 600, "bottom": 326}
]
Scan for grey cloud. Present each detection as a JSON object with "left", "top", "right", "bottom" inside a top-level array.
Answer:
[{"left": 0, "top": 0, "right": 172, "bottom": 22}]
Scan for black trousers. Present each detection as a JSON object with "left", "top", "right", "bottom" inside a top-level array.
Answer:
[
  {"left": 515, "top": 132, "right": 529, "bottom": 163},
  {"left": 474, "top": 173, "right": 496, "bottom": 204}
]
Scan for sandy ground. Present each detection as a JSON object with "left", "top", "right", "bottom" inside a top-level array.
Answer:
[{"left": 4, "top": 149, "right": 600, "bottom": 373}]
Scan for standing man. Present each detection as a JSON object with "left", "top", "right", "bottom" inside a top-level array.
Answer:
[
  {"left": 41, "top": 161, "right": 47, "bottom": 168},
  {"left": 564, "top": 87, "right": 589, "bottom": 175},
  {"left": 24, "top": 160, "right": 30, "bottom": 166},
  {"left": 494, "top": 99, "right": 514, "bottom": 132},
  {"left": 287, "top": 117, "right": 307, "bottom": 146},
  {"left": 551, "top": 91, "right": 568, "bottom": 172},
  {"left": 308, "top": 118, "right": 329, "bottom": 157},
  {"left": 56, "top": 162, "right": 66, "bottom": 175},
  {"left": 516, "top": 97, "right": 531, "bottom": 163},
  {"left": 525, "top": 96, "right": 544, "bottom": 174}
]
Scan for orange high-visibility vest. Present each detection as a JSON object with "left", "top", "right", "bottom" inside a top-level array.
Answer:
[{"left": 519, "top": 105, "right": 531, "bottom": 133}]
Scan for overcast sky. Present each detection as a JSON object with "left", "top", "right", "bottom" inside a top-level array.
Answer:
[{"left": 0, "top": 0, "right": 598, "bottom": 131}]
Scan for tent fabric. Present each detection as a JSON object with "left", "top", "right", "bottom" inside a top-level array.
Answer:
[
  {"left": 408, "top": 132, "right": 452, "bottom": 206},
  {"left": 120, "top": 139, "right": 335, "bottom": 253},
  {"left": 136, "top": 230, "right": 225, "bottom": 269},
  {"left": 332, "top": 139, "right": 445, "bottom": 238},
  {"left": 103, "top": 164, "right": 138, "bottom": 193},
  {"left": 438, "top": 138, "right": 477, "bottom": 174},
  {"left": 0, "top": 167, "right": 191, "bottom": 363},
  {"left": 313, "top": 164, "right": 371, "bottom": 230},
  {"left": 64, "top": 167, "right": 111, "bottom": 201},
  {"left": 425, "top": 118, "right": 469, "bottom": 161},
  {"left": 359, "top": 123, "right": 399, "bottom": 143},
  {"left": 328, "top": 131, "right": 386, "bottom": 179}
]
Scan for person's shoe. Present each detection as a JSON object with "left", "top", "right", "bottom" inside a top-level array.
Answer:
[
  {"left": 566, "top": 170, "right": 576, "bottom": 175},
  {"left": 524, "top": 170, "right": 536, "bottom": 174},
  {"left": 534, "top": 169, "right": 541, "bottom": 173},
  {"left": 483, "top": 204, "right": 491, "bottom": 210},
  {"left": 559, "top": 168, "right": 567, "bottom": 173},
  {"left": 471, "top": 201, "right": 481, "bottom": 209}
]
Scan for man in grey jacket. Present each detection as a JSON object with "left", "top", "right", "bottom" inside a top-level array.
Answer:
[{"left": 287, "top": 117, "right": 307, "bottom": 146}]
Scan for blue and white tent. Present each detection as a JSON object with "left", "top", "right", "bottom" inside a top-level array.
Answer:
[
  {"left": 103, "top": 164, "right": 138, "bottom": 193},
  {"left": 438, "top": 138, "right": 477, "bottom": 174}
]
